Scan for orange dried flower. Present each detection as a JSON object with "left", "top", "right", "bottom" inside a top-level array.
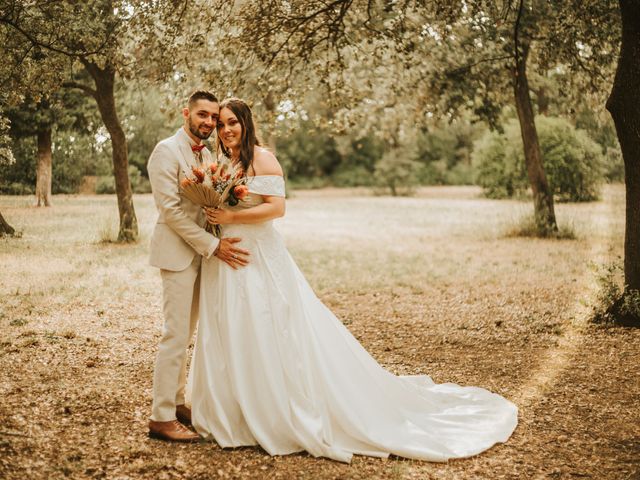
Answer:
[
  {"left": 180, "top": 177, "right": 193, "bottom": 188},
  {"left": 234, "top": 168, "right": 244, "bottom": 179},
  {"left": 191, "top": 166, "right": 205, "bottom": 183},
  {"left": 224, "top": 173, "right": 231, "bottom": 181},
  {"left": 234, "top": 185, "right": 249, "bottom": 199},
  {"left": 209, "top": 162, "right": 218, "bottom": 174}
]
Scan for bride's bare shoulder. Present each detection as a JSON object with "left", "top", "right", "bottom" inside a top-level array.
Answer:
[{"left": 252, "top": 147, "right": 283, "bottom": 176}]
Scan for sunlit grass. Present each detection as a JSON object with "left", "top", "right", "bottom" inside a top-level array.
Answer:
[{"left": 0, "top": 185, "right": 624, "bottom": 303}]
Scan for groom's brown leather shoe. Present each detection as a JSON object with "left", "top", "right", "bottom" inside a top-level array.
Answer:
[
  {"left": 176, "top": 404, "right": 192, "bottom": 426},
  {"left": 148, "top": 420, "right": 200, "bottom": 443}
]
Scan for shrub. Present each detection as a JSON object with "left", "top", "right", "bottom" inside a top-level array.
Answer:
[
  {"left": 0, "top": 137, "right": 36, "bottom": 193},
  {"left": 332, "top": 165, "right": 376, "bottom": 187},
  {"left": 95, "top": 165, "right": 147, "bottom": 194},
  {"left": 414, "top": 119, "right": 482, "bottom": 186},
  {"left": 472, "top": 130, "right": 528, "bottom": 198},
  {"left": 472, "top": 116, "right": 605, "bottom": 202},
  {"left": 602, "top": 146, "right": 624, "bottom": 182},
  {"left": 4, "top": 182, "right": 35, "bottom": 195},
  {"left": 133, "top": 176, "right": 152, "bottom": 194},
  {"left": 373, "top": 149, "right": 422, "bottom": 196},
  {"left": 276, "top": 121, "right": 343, "bottom": 180},
  {"left": 52, "top": 133, "right": 102, "bottom": 194},
  {"left": 591, "top": 261, "right": 624, "bottom": 323},
  {"left": 95, "top": 175, "right": 115, "bottom": 194}
]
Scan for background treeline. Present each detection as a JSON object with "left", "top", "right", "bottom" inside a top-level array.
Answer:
[{"left": 0, "top": 84, "right": 623, "bottom": 201}]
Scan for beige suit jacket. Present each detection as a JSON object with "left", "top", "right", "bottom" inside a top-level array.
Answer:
[{"left": 147, "top": 127, "right": 220, "bottom": 271}]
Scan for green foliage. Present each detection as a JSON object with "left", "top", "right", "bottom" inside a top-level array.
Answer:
[
  {"left": 332, "top": 165, "right": 375, "bottom": 187},
  {"left": 276, "top": 114, "right": 481, "bottom": 189},
  {"left": 120, "top": 85, "right": 177, "bottom": 179},
  {"left": 472, "top": 129, "right": 527, "bottom": 198},
  {"left": 473, "top": 116, "right": 605, "bottom": 202},
  {"left": 620, "top": 290, "right": 640, "bottom": 318},
  {"left": 276, "top": 121, "right": 342, "bottom": 180},
  {"left": 373, "top": 149, "right": 422, "bottom": 197},
  {"left": 414, "top": 120, "right": 482, "bottom": 185},
  {"left": 0, "top": 128, "right": 109, "bottom": 194},
  {"left": 95, "top": 176, "right": 115, "bottom": 195},
  {"left": 96, "top": 166, "right": 149, "bottom": 195},
  {"left": 574, "top": 109, "right": 624, "bottom": 182},
  {"left": 329, "top": 135, "right": 384, "bottom": 187},
  {"left": 602, "top": 147, "right": 624, "bottom": 182},
  {"left": 591, "top": 259, "right": 640, "bottom": 324},
  {"left": 0, "top": 136, "right": 36, "bottom": 193},
  {"left": 592, "top": 261, "right": 624, "bottom": 323},
  {"left": 52, "top": 133, "right": 105, "bottom": 194},
  {"left": 275, "top": 114, "right": 386, "bottom": 188},
  {"left": 0, "top": 113, "right": 14, "bottom": 165}
]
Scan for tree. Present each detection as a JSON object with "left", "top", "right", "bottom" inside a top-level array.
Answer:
[
  {"left": 0, "top": 112, "right": 15, "bottom": 235},
  {"left": 226, "top": 0, "right": 618, "bottom": 234},
  {"left": 606, "top": 0, "right": 640, "bottom": 327},
  {"left": 10, "top": 98, "right": 61, "bottom": 206},
  {"left": 0, "top": 0, "right": 226, "bottom": 241},
  {"left": 511, "top": 0, "right": 556, "bottom": 233},
  {"left": 0, "top": 1, "right": 138, "bottom": 240}
]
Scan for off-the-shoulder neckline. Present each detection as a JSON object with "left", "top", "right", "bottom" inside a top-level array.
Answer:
[{"left": 247, "top": 175, "right": 284, "bottom": 179}]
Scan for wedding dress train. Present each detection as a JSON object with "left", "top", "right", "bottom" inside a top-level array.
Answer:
[{"left": 186, "top": 175, "right": 517, "bottom": 463}]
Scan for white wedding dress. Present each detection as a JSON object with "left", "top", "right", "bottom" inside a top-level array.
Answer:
[{"left": 186, "top": 175, "right": 518, "bottom": 463}]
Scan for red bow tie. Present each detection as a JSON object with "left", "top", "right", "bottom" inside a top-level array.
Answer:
[{"left": 191, "top": 144, "right": 206, "bottom": 153}]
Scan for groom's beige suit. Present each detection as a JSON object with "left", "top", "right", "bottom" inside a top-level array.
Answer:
[{"left": 147, "top": 127, "right": 219, "bottom": 422}]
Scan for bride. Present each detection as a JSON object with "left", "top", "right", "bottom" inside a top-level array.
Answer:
[{"left": 186, "top": 98, "right": 518, "bottom": 463}]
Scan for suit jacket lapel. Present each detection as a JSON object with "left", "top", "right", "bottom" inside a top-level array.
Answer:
[
  {"left": 173, "top": 127, "right": 214, "bottom": 178},
  {"left": 176, "top": 128, "right": 200, "bottom": 174}
]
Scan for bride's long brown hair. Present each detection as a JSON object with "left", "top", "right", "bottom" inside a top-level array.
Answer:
[{"left": 216, "top": 98, "right": 261, "bottom": 175}]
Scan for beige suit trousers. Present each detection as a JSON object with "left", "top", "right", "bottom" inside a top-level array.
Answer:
[{"left": 151, "top": 255, "right": 201, "bottom": 421}]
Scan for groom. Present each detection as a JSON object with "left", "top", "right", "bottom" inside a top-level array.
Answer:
[{"left": 146, "top": 90, "right": 250, "bottom": 442}]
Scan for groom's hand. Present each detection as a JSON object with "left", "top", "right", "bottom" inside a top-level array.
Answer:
[{"left": 215, "top": 237, "right": 250, "bottom": 269}]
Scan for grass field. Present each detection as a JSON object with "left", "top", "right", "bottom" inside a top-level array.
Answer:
[{"left": 1, "top": 184, "right": 638, "bottom": 479}]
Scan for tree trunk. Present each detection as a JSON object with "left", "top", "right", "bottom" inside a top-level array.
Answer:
[
  {"left": 536, "top": 87, "right": 550, "bottom": 116},
  {"left": 35, "top": 126, "right": 53, "bottom": 207},
  {"left": 513, "top": 42, "right": 558, "bottom": 234},
  {"left": 0, "top": 209, "right": 15, "bottom": 236},
  {"left": 606, "top": 0, "right": 640, "bottom": 327},
  {"left": 86, "top": 62, "right": 138, "bottom": 242}
]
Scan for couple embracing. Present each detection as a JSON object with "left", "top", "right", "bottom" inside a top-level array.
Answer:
[{"left": 145, "top": 90, "right": 518, "bottom": 463}]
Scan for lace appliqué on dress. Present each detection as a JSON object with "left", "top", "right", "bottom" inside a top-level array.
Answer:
[{"left": 247, "top": 176, "right": 285, "bottom": 197}]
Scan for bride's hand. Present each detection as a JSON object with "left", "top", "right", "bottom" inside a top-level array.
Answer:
[{"left": 205, "top": 207, "right": 235, "bottom": 225}]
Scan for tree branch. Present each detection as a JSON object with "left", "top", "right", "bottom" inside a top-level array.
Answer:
[
  {"left": 446, "top": 54, "right": 514, "bottom": 76},
  {"left": 0, "top": 16, "right": 103, "bottom": 58},
  {"left": 62, "top": 81, "right": 97, "bottom": 98},
  {"left": 514, "top": 0, "right": 524, "bottom": 68}
]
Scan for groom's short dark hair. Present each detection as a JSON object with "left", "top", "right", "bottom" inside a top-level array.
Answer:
[{"left": 188, "top": 90, "right": 218, "bottom": 108}]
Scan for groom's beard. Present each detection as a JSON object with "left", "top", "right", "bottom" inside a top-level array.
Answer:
[{"left": 188, "top": 118, "right": 213, "bottom": 140}]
